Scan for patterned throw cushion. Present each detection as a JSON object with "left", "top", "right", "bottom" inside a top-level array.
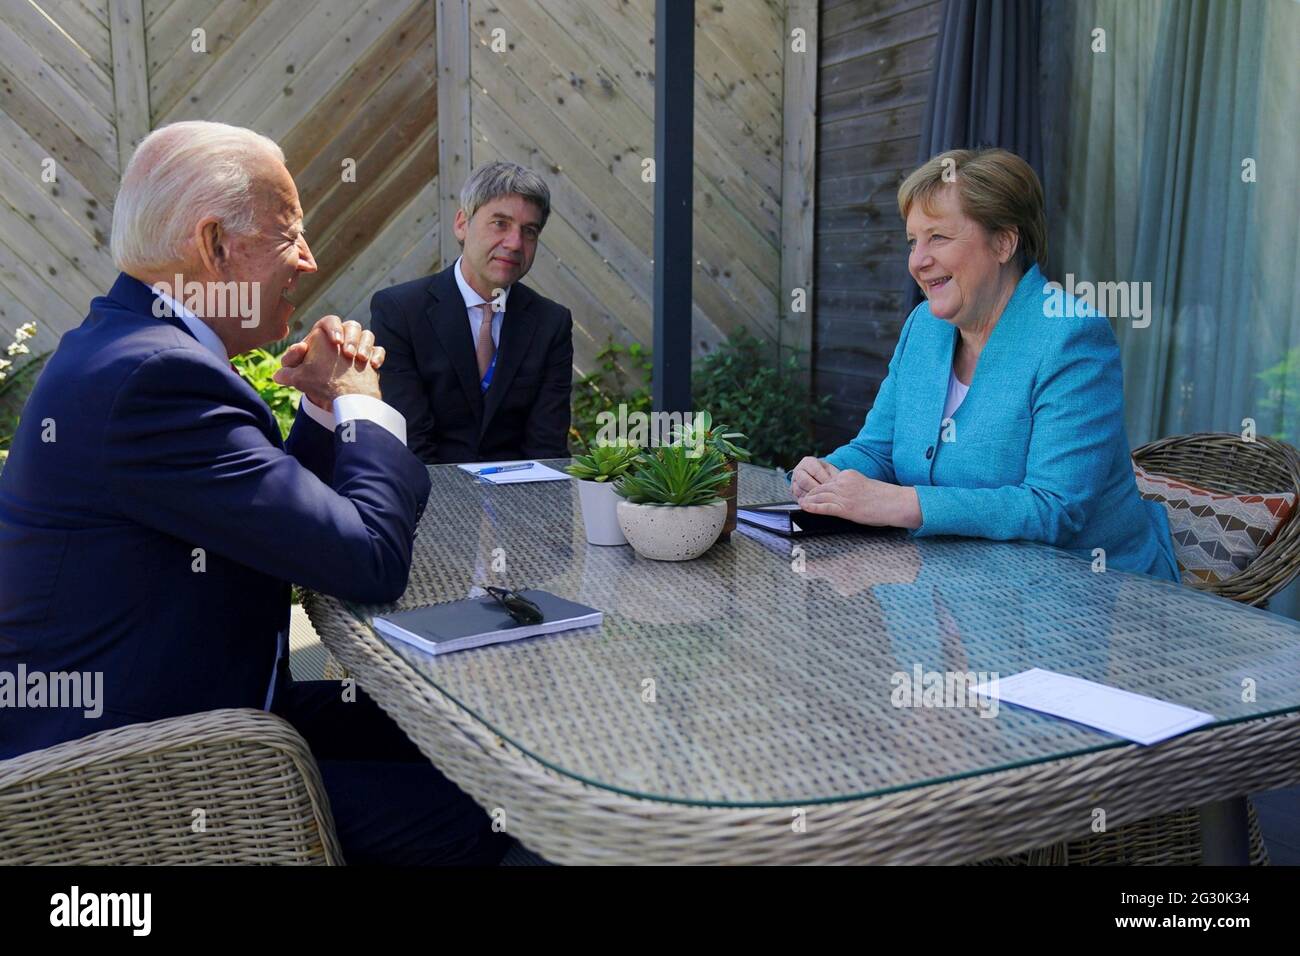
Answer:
[{"left": 1132, "top": 463, "right": 1296, "bottom": 586}]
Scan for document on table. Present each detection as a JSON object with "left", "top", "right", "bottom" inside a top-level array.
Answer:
[
  {"left": 973, "top": 668, "right": 1215, "bottom": 746},
  {"left": 457, "top": 460, "right": 571, "bottom": 484}
]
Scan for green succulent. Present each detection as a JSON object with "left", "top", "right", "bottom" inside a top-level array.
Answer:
[
  {"left": 673, "top": 409, "right": 751, "bottom": 462},
  {"left": 566, "top": 443, "right": 641, "bottom": 482},
  {"left": 614, "top": 444, "right": 732, "bottom": 506}
]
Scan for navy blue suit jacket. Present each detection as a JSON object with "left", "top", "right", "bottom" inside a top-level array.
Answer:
[
  {"left": 0, "top": 274, "right": 431, "bottom": 759},
  {"left": 370, "top": 264, "right": 573, "bottom": 464}
]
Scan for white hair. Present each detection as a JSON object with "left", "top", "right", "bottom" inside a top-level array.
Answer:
[{"left": 110, "top": 121, "right": 285, "bottom": 274}]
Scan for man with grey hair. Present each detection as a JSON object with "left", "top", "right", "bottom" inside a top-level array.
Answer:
[
  {"left": 371, "top": 160, "right": 574, "bottom": 464},
  {"left": 0, "top": 121, "right": 508, "bottom": 865}
]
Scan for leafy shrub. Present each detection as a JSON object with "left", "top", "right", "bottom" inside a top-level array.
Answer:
[
  {"left": 1257, "top": 347, "right": 1300, "bottom": 446},
  {"left": 232, "top": 348, "right": 297, "bottom": 440},
  {"left": 0, "top": 322, "right": 47, "bottom": 457},
  {"left": 570, "top": 338, "right": 652, "bottom": 453},
  {"left": 570, "top": 330, "right": 829, "bottom": 469},
  {"left": 692, "top": 329, "right": 829, "bottom": 469}
]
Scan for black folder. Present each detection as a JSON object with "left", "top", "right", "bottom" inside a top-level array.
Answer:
[{"left": 735, "top": 500, "right": 871, "bottom": 537}]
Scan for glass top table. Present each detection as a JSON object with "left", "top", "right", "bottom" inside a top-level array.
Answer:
[{"left": 309, "top": 462, "right": 1300, "bottom": 862}]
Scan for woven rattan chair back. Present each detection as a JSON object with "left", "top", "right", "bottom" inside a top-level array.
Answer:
[
  {"left": 1133, "top": 433, "right": 1300, "bottom": 606},
  {"left": 0, "top": 708, "right": 343, "bottom": 865}
]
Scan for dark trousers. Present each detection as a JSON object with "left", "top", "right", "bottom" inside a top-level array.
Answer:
[{"left": 272, "top": 679, "right": 509, "bottom": 865}]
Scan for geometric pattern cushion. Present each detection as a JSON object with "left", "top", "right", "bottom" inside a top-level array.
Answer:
[{"left": 1133, "top": 462, "right": 1296, "bottom": 586}]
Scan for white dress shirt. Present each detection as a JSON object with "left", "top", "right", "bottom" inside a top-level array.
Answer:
[
  {"left": 943, "top": 367, "right": 970, "bottom": 420},
  {"left": 454, "top": 255, "right": 510, "bottom": 347},
  {"left": 153, "top": 286, "right": 407, "bottom": 445}
]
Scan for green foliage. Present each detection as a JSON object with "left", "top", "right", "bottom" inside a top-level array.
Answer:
[
  {"left": 692, "top": 329, "right": 829, "bottom": 470},
  {"left": 566, "top": 442, "right": 641, "bottom": 482},
  {"left": 570, "top": 338, "right": 652, "bottom": 452},
  {"left": 0, "top": 322, "right": 47, "bottom": 454},
  {"left": 232, "top": 348, "right": 297, "bottom": 440},
  {"left": 570, "top": 330, "right": 829, "bottom": 468},
  {"left": 614, "top": 444, "right": 731, "bottom": 506},
  {"left": 1257, "top": 346, "right": 1300, "bottom": 445},
  {"left": 673, "top": 409, "right": 751, "bottom": 463}
]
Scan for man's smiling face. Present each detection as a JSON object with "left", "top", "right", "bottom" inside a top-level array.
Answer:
[
  {"left": 222, "top": 157, "right": 316, "bottom": 349},
  {"left": 453, "top": 193, "right": 543, "bottom": 300}
]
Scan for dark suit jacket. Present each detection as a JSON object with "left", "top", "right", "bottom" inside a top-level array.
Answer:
[
  {"left": 369, "top": 264, "right": 573, "bottom": 464},
  {"left": 0, "top": 273, "right": 431, "bottom": 760}
]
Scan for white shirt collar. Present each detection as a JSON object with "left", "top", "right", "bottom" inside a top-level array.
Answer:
[
  {"left": 154, "top": 287, "right": 229, "bottom": 362},
  {"left": 454, "top": 256, "right": 511, "bottom": 313}
]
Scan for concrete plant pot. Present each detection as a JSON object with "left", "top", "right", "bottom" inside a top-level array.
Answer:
[{"left": 615, "top": 499, "right": 727, "bottom": 561}]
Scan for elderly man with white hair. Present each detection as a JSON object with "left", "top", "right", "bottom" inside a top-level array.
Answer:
[{"left": 0, "top": 121, "right": 509, "bottom": 865}]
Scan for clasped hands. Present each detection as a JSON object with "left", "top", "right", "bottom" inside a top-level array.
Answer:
[
  {"left": 791, "top": 456, "right": 923, "bottom": 530},
  {"left": 272, "top": 316, "right": 384, "bottom": 410}
]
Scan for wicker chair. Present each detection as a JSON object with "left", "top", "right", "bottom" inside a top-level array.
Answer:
[
  {"left": 1132, "top": 432, "right": 1300, "bottom": 606},
  {"left": 0, "top": 708, "right": 343, "bottom": 865},
  {"left": 995, "top": 433, "right": 1300, "bottom": 867}
]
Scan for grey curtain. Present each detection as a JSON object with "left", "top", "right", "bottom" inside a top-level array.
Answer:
[
  {"left": 1042, "top": 0, "right": 1300, "bottom": 619},
  {"left": 911, "top": 0, "right": 1044, "bottom": 306},
  {"left": 918, "top": 0, "right": 1043, "bottom": 171}
]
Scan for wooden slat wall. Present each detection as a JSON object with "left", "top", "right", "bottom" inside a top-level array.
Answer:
[
  {"left": 4, "top": 0, "right": 800, "bottom": 386},
  {"left": 0, "top": 0, "right": 436, "bottom": 350},
  {"left": 464, "top": 0, "right": 786, "bottom": 376},
  {"left": 0, "top": 2, "right": 121, "bottom": 356},
  {"left": 152, "top": 0, "right": 437, "bottom": 331},
  {"left": 813, "top": 0, "right": 940, "bottom": 449}
]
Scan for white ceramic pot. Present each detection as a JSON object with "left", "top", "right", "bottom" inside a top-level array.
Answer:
[
  {"left": 616, "top": 499, "right": 727, "bottom": 561},
  {"left": 577, "top": 479, "right": 627, "bottom": 546}
]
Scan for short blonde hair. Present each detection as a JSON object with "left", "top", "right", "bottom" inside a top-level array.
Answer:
[
  {"left": 897, "top": 148, "right": 1047, "bottom": 273},
  {"left": 111, "top": 121, "right": 285, "bottom": 274}
]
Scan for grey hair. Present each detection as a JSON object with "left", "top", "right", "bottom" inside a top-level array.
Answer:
[
  {"left": 459, "top": 160, "right": 551, "bottom": 228},
  {"left": 110, "top": 121, "right": 285, "bottom": 274}
]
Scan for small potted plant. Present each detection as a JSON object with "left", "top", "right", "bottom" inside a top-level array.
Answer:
[
  {"left": 676, "top": 410, "right": 751, "bottom": 537},
  {"left": 566, "top": 443, "right": 641, "bottom": 545},
  {"left": 613, "top": 444, "right": 732, "bottom": 561}
]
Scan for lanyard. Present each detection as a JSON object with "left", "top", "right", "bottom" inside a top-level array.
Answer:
[{"left": 480, "top": 347, "right": 498, "bottom": 392}]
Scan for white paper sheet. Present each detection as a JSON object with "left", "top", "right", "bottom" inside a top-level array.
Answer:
[
  {"left": 973, "top": 668, "right": 1215, "bottom": 746},
  {"left": 457, "top": 460, "right": 572, "bottom": 484}
]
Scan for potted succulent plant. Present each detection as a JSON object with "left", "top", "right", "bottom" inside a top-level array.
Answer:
[
  {"left": 566, "top": 443, "right": 641, "bottom": 545},
  {"left": 613, "top": 444, "right": 733, "bottom": 561},
  {"left": 675, "top": 411, "right": 752, "bottom": 537}
]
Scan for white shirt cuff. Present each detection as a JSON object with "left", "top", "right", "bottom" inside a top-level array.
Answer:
[
  {"left": 298, "top": 394, "right": 336, "bottom": 430},
  {"left": 297, "top": 393, "right": 407, "bottom": 446}
]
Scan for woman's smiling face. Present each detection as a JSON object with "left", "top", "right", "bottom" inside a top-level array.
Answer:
[{"left": 906, "top": 184, "right": 1015, "bottom": 327}]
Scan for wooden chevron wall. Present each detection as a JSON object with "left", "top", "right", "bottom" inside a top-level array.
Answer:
[
  {"left": 1, "top": 1, "right": 813, "bottom": 382},
  {"left": 0, "top": 0, "right": 437, "bottom": 352},
  {"left": 459, "top": 0, "right": 789, "bottom": 373}
]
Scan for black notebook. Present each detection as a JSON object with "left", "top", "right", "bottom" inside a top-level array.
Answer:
[
  {"left": 736, "top": 500, "right": 872, "bottom": 537},
  {"left": 372, "top": 589, "right": 602, "bottom": 656}
]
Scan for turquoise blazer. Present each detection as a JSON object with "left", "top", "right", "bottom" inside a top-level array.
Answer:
[{"left": 826, "top": 264, "right": 1180, "bottom": 581}]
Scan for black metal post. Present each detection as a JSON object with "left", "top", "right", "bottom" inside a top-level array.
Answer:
[{"left": 652, "top": 0, "right": 693, "bottom": 415}]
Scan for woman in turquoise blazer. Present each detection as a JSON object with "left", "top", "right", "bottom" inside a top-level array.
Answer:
[{"left": 793, "top": 148, "right": 1179, "bottom": 582}]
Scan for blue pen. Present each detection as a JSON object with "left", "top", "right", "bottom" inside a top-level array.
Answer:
[{"left": 474, "top": 463, "right": 535, "bottom": 476}]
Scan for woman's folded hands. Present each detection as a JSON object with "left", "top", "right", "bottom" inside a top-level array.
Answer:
[{"left": 794, "top": 458, "right": 923, "bottom": 530}]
